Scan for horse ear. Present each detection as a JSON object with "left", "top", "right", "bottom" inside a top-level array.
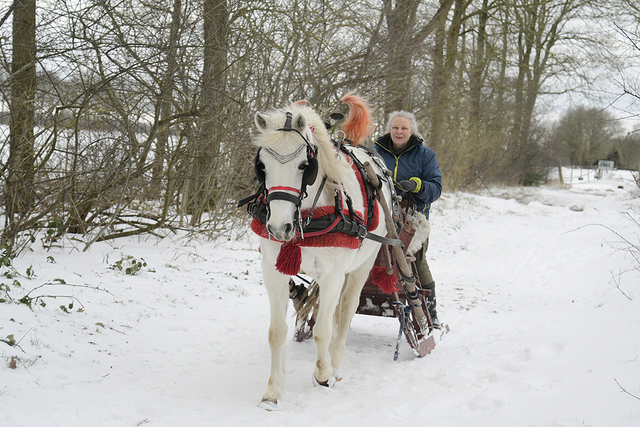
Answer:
[
  {"left": 255, "top": 112, "right": 269, "bottom": 131},
  {"left": 293, "top": 113, "right": 306, "bottom": 132}
]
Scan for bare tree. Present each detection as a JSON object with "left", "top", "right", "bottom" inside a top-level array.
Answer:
[
  {"left": 3, "top": 0, "right": 37, "bottom": 250},
  {"left": 551, "top": 106, "right": 621, "bottom": 167},
  {"left": 1, "top": 0, "right": 638, "bottom": 252},
  {"left": 153, "top": 0, "right": 183, "bottom": 193},
  {"left": 506, "top": 0, "right": 609, "bottom": 183},
  {"left": 380, "top": 0, "right": 454, "bottom": 114},
  {"left": 177, "top": 0, "right": 228, "bottom": 226}
]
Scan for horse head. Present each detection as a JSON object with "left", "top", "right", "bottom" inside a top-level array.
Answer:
[
  {"left": 254, "top": 107, "right": 319, "bottom": 242},
  {"left": 251, "top": 94, "right": 372, "bottom": 243}
]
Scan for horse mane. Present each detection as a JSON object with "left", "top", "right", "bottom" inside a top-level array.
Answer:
[{"left": 340, "top": 91, "right": 374, "bottom": 146}]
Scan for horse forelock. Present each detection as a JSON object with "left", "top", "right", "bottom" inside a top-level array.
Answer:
[
  {"left": 254, "top": 103, "right": 357, "bottom": 204},
  {"left": 254, "top": 105, "right": 313, "bottom": 148},
  {"left": 254, "top": 105, "right": 352, "bottom": 190}
]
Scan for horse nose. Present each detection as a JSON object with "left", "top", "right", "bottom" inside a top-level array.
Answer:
[
  {"left": 283, "top": 223, "right": 293, "bottom": 236},
  {"left": 267, "top": 222, "right": 295, "bottom": 241}
]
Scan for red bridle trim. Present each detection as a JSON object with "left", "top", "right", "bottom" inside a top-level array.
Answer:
[{"left": 268, "top": 186, "right": 301, "bottom": 194}]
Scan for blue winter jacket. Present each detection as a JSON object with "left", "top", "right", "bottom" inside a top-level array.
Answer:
[{"left": 373, "top": 134, "right": 442, "bottom": 219}]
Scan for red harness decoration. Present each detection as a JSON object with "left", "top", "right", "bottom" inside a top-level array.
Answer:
[{"left": 251, "top": 160, "right": 379, "bottom": 275}]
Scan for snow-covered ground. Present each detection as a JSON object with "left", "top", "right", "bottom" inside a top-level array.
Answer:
[{"left": 2, "top": 169, "right": 639, "bottom": 426}]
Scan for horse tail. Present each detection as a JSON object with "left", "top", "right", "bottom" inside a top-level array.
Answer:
[{"left": 340, "top": 91, "right": 374, "bottom": 146}]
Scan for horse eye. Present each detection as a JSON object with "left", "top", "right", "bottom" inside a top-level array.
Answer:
[{"left": 298, "top": 162, "right": 308, "bottom": 171}]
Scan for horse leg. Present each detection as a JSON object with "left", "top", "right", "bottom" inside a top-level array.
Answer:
[
  {"left": 311, "top": 272, "right": 344, "bottom": 386},
  {"left": 259, "top": 260, "right": 290, "bottom": 410},
  {"left": 329, "top": 259, "right": 375, "bottom": 376}
]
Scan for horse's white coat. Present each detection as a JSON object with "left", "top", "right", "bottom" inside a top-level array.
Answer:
[{"left": 253, "top": 104, "right": 392, "bottom": 408}]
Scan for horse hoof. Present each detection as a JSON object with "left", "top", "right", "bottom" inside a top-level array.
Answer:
[
  {"left": 333, "top": 368, "right": 343, "bottom": 382},
  {"left": 312, "top": 373, "right": 337, "bottom": 388},
  {"left": 258, "top": 398, "right": 283, "bottom": 411}
]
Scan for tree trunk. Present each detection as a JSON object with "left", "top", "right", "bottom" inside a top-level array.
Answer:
[
  {"left": 382, "top": 0, "right": 454, "bottom": 116},
  {"left": 4, "top": 0, "right": 37, "bottom": 247},
  {"left": 186, "top": 0, "right": 228, "bottom": 226},
  {"left": 153, "top": 0, "right": 182, "bottom": 194},
  {"left": 469, "top": 0, "right": 488, "bottom": 124},
  {"left": 427, "top": 0, "right": 455, "bottom": 148},
  {"left": 383, "top": 0, "right": 419, "bottom": 113}
]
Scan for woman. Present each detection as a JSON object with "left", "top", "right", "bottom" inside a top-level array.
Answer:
[{"left": 373, "top": 111, "right": 443, "bottom": 327}]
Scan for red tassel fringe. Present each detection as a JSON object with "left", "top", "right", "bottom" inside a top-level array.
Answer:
[
  {"left": 371, "top": 266, "right": 398, "bottom": 294},
  {"left": 275, "top": 241, "right": 302, "bottom": 276}
]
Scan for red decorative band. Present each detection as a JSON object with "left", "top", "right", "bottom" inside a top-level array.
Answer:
[{"left": 268, "top": 186, "right": 300, "bottom": 194}]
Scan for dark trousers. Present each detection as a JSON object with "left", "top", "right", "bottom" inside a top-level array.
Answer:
[{"left": 415, "top": 238, "right": 434, "bottom": 288}]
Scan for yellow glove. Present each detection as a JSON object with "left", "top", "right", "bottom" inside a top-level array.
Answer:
[{"left": 397, "top": 177, "right": 422, "bottom": 193}]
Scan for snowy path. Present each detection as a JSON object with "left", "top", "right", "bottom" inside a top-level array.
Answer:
[{"left": 1, "top": 170, "right": 639, "bottom": 426}]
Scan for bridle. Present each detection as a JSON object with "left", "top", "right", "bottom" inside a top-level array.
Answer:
[{"left": 253, "top": 112, "right": 326, "bottom": 236}]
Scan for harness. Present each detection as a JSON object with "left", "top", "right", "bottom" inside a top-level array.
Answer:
[
  {"left": 240, "top": 143, "right": 376, "bottom": 242},
  {"left": 238, "top": 127, "right": 399, "bottom": 247}
]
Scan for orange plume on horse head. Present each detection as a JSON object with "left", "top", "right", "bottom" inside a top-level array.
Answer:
[
  {"left": 292, "top": 99, "right": 312, "bottom": 108},
  {"left": 340, "top": 91, "right": 374, "bottom": 146},
  {"left": 289, "top": 93, "right": 374, "bottom": 145}
]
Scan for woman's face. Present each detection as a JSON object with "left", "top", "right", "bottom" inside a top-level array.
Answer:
[{"left": 390, "top": 117, "right": 413, "bottom": 151}]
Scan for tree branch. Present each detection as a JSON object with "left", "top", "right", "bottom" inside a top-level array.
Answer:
[
  {"left": 615, "top": 378, "right": 640, "bottom": 401},
  {"left": 0, "top": 1, "right": 16, "bottom": 29}
]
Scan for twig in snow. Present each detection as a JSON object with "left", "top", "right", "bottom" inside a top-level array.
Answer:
[
  {"left": 13, "top": 327, "right": 33, "bottom": 352},
  {"left": 19, "top": 282, "right": 114, "bottom": 310},
  {"left": 610, "top": 269, "right": 633, "bottom": 300},
  {"left": 564, "top": 222, "right": 640, "bottom": 271},
  {"left": 614, "top": 378, "right": 640, "bottom": 401}
]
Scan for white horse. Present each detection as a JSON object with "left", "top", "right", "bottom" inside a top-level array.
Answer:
[{"left": 250, "top": 94, "right": 393, "bottom": 410}]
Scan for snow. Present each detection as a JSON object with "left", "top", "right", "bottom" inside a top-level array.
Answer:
[{"left": 2, "top": 169, "right": 640, "bottom": 426}]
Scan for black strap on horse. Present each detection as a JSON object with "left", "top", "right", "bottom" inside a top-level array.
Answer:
[
  {"left": 277, "top": 111, "right": 310, "bottom": 145},
  {"left": 335, "top": 142, "right": 403, "bottom": 246},
  {"left": 333, "top": 142, "right": 378, "bottom": 230},
  {"left": 238, "top": 138, "right": 402, "bottom": 247}
]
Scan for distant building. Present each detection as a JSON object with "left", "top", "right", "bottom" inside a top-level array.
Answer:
[{"left": 596, "top": 160, "right": 614, "bottom": 179}]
